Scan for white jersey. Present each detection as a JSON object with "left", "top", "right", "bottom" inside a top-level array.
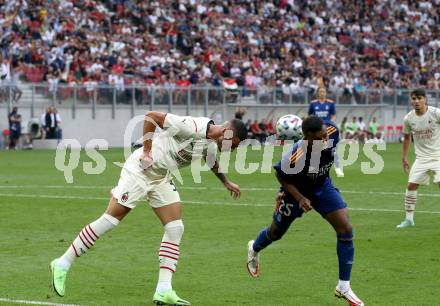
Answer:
[
  {"left": 127, "top": 113, "right": 214, "bottom": 180},
  {"left": 403, "top": 106, "right": 440, "bottom": 160}
]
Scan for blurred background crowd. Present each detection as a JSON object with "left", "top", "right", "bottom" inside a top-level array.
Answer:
[{"left": 0, "top": 0, "right": 439, "bottom": 95}]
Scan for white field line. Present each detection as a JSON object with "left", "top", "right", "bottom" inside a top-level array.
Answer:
[
  {"left": 1, "top": 192, "right": 440, "bottom": 215},
  {"left": 0, "top": 185, "right": 440, "bottom": 198},
  {"left": 0, "top": 297, "right": 79, "bottom": 306}
]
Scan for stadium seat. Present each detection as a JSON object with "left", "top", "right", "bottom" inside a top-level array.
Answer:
[
  {"left": 386, "top": 125, "right": 394, "bottom": 142},
  {"left": 395, "top": 125, "right": 403, "bottom": 142}
]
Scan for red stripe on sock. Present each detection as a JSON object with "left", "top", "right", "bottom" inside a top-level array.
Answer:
[
  {"left": 159, "top": 253, "right": 179, "bottom": 261},
  {"left": 79, "top": 232, "right": 91, "bottom": 249},
  {"left": 84, "top": 226, "right": 96, "bottom": 242},
  {"left": 159, "top": 249, "right": 180, "bottom": 257},
  {"left": 160, "top": 245, "right": 179, "bottom": 252},
  {"left": 87, "top": 225, "right": 99, "bottom": 239},
  {"left": 81, "top": 230, "right": 94, "bottom": 247},
  {"left": 71, "top": 244, "right": 79, "bottom": 257},
  {"left": 160, "top": 265, "right": 175, "bottom": 273},
  {"left": 161, "top": 241, "right": 179, "bottom": 247}
]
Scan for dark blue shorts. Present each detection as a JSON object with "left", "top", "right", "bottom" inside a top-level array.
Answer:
[{"left": 273, "top": 179, "right": 346, "bottom": 230}]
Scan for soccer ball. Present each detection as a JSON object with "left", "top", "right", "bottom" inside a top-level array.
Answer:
[{"left": 276, "top": 114, "right": 303, "bottom": 141}]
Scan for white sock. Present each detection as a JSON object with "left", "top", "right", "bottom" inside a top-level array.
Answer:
[
  {"left": 405, "top": 190, "right": 417, "bottom": 222},
  {"left": 338, "top": 280, "right": 350, "bottom": 292},
  {"left": 57, "top": 213, "right": 119, "bottom": 269},
  {"left": 156, "top": 270, "right": 173, "bottom": 293},
  {"left": 156, "top": 220, "right": 184, "bottom": 293}
]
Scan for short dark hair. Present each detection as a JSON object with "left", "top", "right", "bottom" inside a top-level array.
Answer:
[
  {"left": 302, "top": 115, "right": 324, "bottom": 135},
  {"left": 411, "top": 88, "right": 426, "bottom": 98},
  {"left": 229, "top": 119, "right": 247, "bottom": 141}
]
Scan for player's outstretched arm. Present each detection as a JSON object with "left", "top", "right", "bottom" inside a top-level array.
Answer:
[
  {"left": 143, "top": 111, "right": 166, "bottom": 152},
  {"left": 275, "top": 172, "right": 312, "bottom": 212},
  {"left": 210, "top": 159, "right": 241, "bottom": 199},
  {"left": 140, "top": 111, "right": 167, "bottom": 169},
  {"left": 402, "top": 133, "right": 411, "bottom": 172}
]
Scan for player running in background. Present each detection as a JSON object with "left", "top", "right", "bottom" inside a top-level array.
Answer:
[
  {"left": 397, "top": 89, "right": 440, "bottom": 228},
  {"left": 246, "top": 116, "right": 364, "bottom": 306},
  {"left": 308, "top": 84, "right": 345, "bottom": 177},
  {"left": 51, "top": 112, "right": 247, "bottom": 305}
]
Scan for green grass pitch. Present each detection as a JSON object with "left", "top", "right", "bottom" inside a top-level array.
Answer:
[{"left": 0, "top": 143, "right": 439, "bottom": 306}]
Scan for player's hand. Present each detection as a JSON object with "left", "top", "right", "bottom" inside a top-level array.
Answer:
[
  {"left": 402, "top": 158, "right": 410, "bottom": 173},
  {"left": 298, "top": 196, "right": 312, "bottom": 213},
  {"left": 139, "top": 151, "right": 153, "bottom": 170},
  {"left": 275, "top": 192, "right": 285, "bottom": 206},
  {"left": 224, "top": 181, "right": 241, "bottom": 199}
]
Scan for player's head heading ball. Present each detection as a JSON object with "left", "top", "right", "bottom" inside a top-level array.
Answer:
[
  {"left": 219, "top": 119, "right": 247, "bottom": 150},
  {"left": 302, "top": 115, "right": 328, "bottom": 146},
  {"left": 410, "top": 88, "right": 427, "bottom": 111}
]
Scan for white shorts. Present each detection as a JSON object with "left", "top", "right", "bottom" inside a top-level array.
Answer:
[
  {"left": 111, "top": 160, "right": 180, "bottom": 209},
  {"left": 408, "top": 159, "right": 440, "bottom": 185}
]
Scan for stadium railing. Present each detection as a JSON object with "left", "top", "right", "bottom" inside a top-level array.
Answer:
[{"left": 0, "top": 84, "right": 439, "bottom": 120}]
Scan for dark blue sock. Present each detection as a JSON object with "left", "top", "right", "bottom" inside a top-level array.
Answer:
[
  {"left": 337, "top": 233, "right": 354, "bottom": 281},
  {"left": 253, "top": 227, "right": 272, "bottom": 252}
]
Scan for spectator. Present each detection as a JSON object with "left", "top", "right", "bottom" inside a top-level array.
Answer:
[
  {"left": 345, "top": 116, "right": 358, "bottom": 140},
  {"left": 40, "top": 107, "right": 49, "bottom": 139},
  {"left": 245, "top": 119, "right": 253, "bottom": 138},
  {"left": 55, "top": 108, "right": 62, "bottom": 141},
  {"left": 234, "top": 107, "right": 247, "bottom": 120},
  {"left": 264, "top": 119, "right": 276, "bottom": 136},
  {"left": 356, "top": 117, "right": 367, "bottom": 143},
  {"left": 1, "top": 0, "right": 438, "bottom": 93},
  {"left": 250, "top": 119, "right": 265, "bottom": 143},
  {"left": 0, "top": 56, "right": 11, "bottom": 102},
  {"left": 8, "top": 106, "right": 18, "bottom": 130},
  {"left": 10, "top": 61, "right": 23, "bottom": 103},
  {"left": 45, "top": 106, "right": 58, "bottom": 139},
  {"left": 339, "top": 117, "right": 348, "bottom": 139},
  {"left": 368, "top": 117, "right": 382, "bottom": 140},
  {"left": 258, "top": 120, "right": 268, "bottom": 143},
  {"left": 8, "top": 106, "right": 21, "bottom": 149}
]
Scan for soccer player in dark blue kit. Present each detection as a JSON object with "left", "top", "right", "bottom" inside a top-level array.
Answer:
[
  {"left": 246, "top": 116, "right": 364, "bottom": 306},
  {"left": 308, "top": 85, "right": 345, "bottom": 177}
]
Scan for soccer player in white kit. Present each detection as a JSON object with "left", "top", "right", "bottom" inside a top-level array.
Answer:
[
  {"left": 397, "top": 89, "right": 440, "bottom": 228},
  {"left": 50, "top": 111, "right": 247, "bottom": 305}
]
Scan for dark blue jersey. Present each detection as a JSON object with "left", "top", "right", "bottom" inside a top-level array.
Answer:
[
  {"left": 308, "top": 99, "right": 335, "bottom": 121},
  {"left": 273, "top": 121, "right": 339, "bottom": 200}
]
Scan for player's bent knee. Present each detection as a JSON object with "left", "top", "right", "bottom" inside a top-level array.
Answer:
[
  {"left": 407, "top": 183, "right": 419, "bottom": 191},
  {"left": 105, "top": 197, "right": 131, "bottom": 221},
  {"left": 336, "top": 224, "right": 353, "bottom": 236}
]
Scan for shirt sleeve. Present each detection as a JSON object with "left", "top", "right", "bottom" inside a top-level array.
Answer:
[
  {"left": 326, "top": 123, "right": 339, "bottom": 147},
  {"left": 329, "top": 103, "right": 336, "bottom": 117},
  {"left": 403, "top": 115, "right": 411, "bottom": 134},
  {"left": 163, "top": 113, "right": 213, "bottom": 140},
  {"left": 273, "top": 144, "right": 304, "bottom": 177},
  {"left": 434, "top": 107, "right": 440, "bottom": 124}
]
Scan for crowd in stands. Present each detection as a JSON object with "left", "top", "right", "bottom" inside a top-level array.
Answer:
[{"left": 0, "top": 0, "right": 439, "bottom": 100}]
